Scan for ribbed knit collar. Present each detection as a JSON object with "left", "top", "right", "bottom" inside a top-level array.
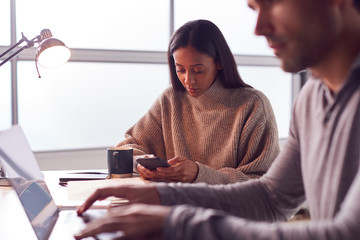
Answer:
[{"left": 186, "top": 77, "right": 229, "bottom": 110}]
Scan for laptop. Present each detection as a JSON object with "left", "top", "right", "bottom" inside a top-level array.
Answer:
[{"left": 0, "top": 125, "right": 120, "bottom": 240}]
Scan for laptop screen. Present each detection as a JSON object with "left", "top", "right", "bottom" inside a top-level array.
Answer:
[{"left": 0, "top": 125, "right": 59, "bottom": 240}]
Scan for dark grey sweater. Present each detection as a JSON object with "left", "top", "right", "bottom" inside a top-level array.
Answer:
[{"left": 156, "top": 54, "right": 360, "bottom": 239}]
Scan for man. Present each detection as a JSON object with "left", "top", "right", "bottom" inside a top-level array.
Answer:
[{"left": 75, "top": 0, "right": 360, "bottom": 239}]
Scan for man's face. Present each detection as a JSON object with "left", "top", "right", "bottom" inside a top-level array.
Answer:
[{"left": 247, "top": 0, "right": 341, "bottom": 73}]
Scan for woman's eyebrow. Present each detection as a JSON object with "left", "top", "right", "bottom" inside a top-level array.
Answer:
[{"left": 175, "top": 63, "right": 204, "bottom": 67}]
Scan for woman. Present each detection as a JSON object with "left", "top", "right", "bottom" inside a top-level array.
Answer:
[{"left": 116, "top": 19, "right": 279, "bottom": 184}]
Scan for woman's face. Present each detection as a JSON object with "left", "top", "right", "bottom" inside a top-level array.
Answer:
[{"left": 173, "top": 45, "right": 219, "bottom": 97}]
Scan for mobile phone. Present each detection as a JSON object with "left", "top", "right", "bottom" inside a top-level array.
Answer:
[{"left": 136, "top": 157, "right": 170, "bottom": 170}]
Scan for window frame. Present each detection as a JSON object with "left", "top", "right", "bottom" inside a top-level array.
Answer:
[{"left": 0, "top": 0, "right": 303, "bottom": 170}]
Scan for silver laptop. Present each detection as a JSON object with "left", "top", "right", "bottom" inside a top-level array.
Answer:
[{"left": 0, "top": 125, "right": 119, "bottom": 240}]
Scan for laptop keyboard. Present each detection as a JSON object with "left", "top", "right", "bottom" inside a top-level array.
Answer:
[{"left": 57, "top": 209, "right": 121, "bottom": 240}]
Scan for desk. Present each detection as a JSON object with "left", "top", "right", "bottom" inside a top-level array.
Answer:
[
  {"left": 0, "top": 170, "right": 144, "bottom": 240},
  {"left": 42, "top": 170, "right": 110, "bottom": 207}
]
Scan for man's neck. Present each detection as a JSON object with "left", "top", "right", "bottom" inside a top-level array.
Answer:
[
  {"left": 311, "top": 8, "right": 360, "bottom": 93},
  {"left": 311, "top": 47, "right": 358, "bottom": 93}
]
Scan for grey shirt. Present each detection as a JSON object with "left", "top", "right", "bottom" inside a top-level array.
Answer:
[{"left": 156, "top": 53, "right": 360, "bottom": 239}]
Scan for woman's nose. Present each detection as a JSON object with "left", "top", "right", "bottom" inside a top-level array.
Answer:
[{"left": 184, "top": 72, "right": 196, "bottom": 85}]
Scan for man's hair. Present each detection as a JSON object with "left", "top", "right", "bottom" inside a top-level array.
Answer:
[{"left": 355, "top": 0, "right": 360, "bottom": 12}]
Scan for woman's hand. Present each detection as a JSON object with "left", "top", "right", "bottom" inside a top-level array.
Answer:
[
  {"left": 76, "top": 185, "right": 161, "bottom": 216},
  {"left": 137, "top": 157, "right": 199, "bottom": 183},
  {"left": 74, "top": 204, "right": 171, "bottom": 240}
]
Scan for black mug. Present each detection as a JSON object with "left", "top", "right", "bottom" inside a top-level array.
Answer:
[{"left": 107, "top": 147, "right": 133, "bottom": 178}]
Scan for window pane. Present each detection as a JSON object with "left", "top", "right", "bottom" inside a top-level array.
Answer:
[
  {"left": 175, "top": 0, "right": 272, "bottom": 56},
  {"left": 15, "top": 0, "right": 170, "bottom": 51},
  {"left": 0, "top": 64, "right": 12, "bottom": 131},
  {"left": 0, "top": 0, "right": 10, "bottom": 45},
  {"left": 238, "top": 66, "right": 291, "bottom": 138},
  {"left": 18, "top": 62, "right": 170, "bottom": 151}
]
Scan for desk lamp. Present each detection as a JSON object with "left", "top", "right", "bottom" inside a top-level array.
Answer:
[
  {"left": 0, "top": 29, "right": 71, "bottom": 77},
  {"left": 0, "top": 29, "right": 71, "bottom": 178}
]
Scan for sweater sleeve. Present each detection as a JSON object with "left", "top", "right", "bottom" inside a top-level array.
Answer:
[
  {"left": 163, "top": 193, "right": 360, "bottom": 240},
  {"left": 156, "top": 129, "right": 305, "bottom": 221},
  {"left": 115, "top": 96, "right": 167, "bottom": 159},
  {"left": 162, "top": 163, "right": 360, "bottom": 240},
  {"left": 157, "top": 129, "right": 354, "bottom": 240},
  {"left": 194, "top": 92, "right": 280, "bottom": 184}
]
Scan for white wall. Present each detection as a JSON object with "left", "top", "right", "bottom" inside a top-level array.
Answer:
[{"left": 35, "top": 148, "right": 108, "bottom": 171}]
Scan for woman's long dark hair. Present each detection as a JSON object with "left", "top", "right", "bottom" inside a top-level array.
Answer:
[{"left": 168, "top": 19, "right": 252, "bottom": 91}]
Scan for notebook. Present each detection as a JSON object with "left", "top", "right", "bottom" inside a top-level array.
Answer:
[{"left": 0, "top": 125, "right": 120, "bottom": 240}]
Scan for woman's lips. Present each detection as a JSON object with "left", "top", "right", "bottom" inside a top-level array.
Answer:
[{"left": 187, "top": 87, "right": 198, "bottom": 93}]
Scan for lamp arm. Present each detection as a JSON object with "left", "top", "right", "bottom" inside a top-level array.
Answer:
[
  {"left": 0, "top": 32, "right": 41, "bottom": 67},
  {"left": 0, "top": 45, "right": 28, "bottom": 67},
  {"left": 0, "top": 37, "right": 26, "bottom": 59}
]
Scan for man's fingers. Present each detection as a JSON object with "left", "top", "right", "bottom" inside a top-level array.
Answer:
[
  {"left": 77, "top": 187, "right": 126, "bottom": 215},
  {"left": 75, "top": 204, "right": 170, "bottom": 240},
  {"left": 74, "top": 217, "right": 123, "bottom": 239}
]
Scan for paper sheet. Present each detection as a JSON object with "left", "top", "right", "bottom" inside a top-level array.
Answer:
[{"left": 67, "top": 177, "right": 146, "bottom": 201}]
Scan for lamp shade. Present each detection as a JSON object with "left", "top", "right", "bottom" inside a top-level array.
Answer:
[{"left": 36, "top": 38, "right": 71, "bottom": 68}]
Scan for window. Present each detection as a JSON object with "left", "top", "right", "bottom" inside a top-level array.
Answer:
[
  {"left": 2, "top": 0, "right": 294, "bottom": 153},
  {"left": 15, "top": 0, "right": 170, "bottom": 51},
  {"left": 0, "top": 1, "right": 10, "bottom": 45},
  {"left": 239, "top": 66, "right": 291, "bottom": 138},
  {"left": 0, "top": 65, "right": 11, "bottom": 131},
  {"left": 18, "top": 62, "right": 169, "bottom": 151},
  {"left": 175, "top": 0, "right": 272, "bottom": 55},
  {"left": 0, "top": 0, "right": 11, "bottom": 131}
]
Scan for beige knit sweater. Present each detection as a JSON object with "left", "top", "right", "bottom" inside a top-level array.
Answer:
[{"left": 116, "top": 79, "right": 279, "bottom": 184}]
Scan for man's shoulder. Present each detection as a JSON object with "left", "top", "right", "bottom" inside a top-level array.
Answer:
[{"left": 294, "top": 78, "right": 322, "bottom": 103}]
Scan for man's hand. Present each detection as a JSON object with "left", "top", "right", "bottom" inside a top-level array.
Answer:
[
  {"left": 76, "top": 185, "right": 161, "bottom": 215},
  {"left": 74, "top": 204, "right": 171, "bottom": 240}
]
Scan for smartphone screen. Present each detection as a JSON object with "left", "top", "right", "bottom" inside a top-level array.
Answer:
[{"left": 136, "top": 157, "right": 170, "bottom": 170}]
